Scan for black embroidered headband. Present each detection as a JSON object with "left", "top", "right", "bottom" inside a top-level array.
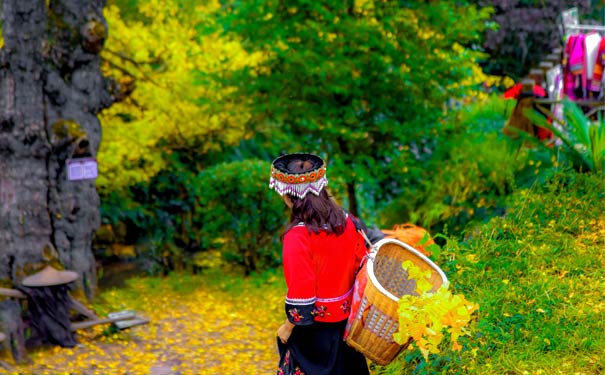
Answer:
[{"left": 269, "top": 153, "right": 328, "bottom": 198}]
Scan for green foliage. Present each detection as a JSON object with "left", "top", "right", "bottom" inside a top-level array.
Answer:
[
  {"left": 375, "top": 170, "right": 605, "bottom": 374},
  {"left": 99, "top": 157, "right": 287, "bottom": 276},
  {"left": 525, "top": 99, "right": 605, "bottom": 173},
  {"left": 98, "top": 152, "right": 203, "bottom": 274},
  {"left": 219, "top": 0, "right": 493, "bottom": 216},
  {"left": 195, "top": 159, "right": 286, "bottom": 275},
  {"left": 98, "top": 1, "right": 602, "bottom": 284},
  {"left": 378, "top": 95, "right": 521, "bottom": 233},
  {"left": 415, "top": 132, "right": 516, "bottom": 231}
]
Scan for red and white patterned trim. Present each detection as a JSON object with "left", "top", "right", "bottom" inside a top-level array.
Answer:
[
  {"left": 316, "top": 288, "right": 353, "bottom": 303},
  {"left": 285, "top": 296, "right": 316, "bottom": 306}
]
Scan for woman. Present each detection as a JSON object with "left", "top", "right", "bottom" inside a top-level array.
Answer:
[{"left": 269, "top": 153, "right": 370, "bottom": 375}]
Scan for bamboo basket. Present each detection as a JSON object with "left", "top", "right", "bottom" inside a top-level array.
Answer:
[{"left": 345, "top": 238, "right": 448, "bottom": 366}]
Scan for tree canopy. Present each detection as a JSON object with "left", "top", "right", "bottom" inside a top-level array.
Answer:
[
  {"left": 219, "top": 0, "right": 494, "bottom": 215},
  {"left": 98, "top": 0, "right": 266, "bottom": 190}
]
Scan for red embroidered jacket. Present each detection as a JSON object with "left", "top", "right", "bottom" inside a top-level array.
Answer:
[{"left": 282, "top": 216, "right": 367, "bottom": 325}]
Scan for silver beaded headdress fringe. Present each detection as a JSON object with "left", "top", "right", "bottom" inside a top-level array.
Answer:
[
  {"left": 269, "top": 176, "right": 328, "bottom": 198},
  {"left": 269, "top": 153, "right": 328, "bottom": 199}
]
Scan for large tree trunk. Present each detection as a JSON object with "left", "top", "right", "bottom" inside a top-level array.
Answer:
[
  {"left": 0, "top": 0, "right": 113, "bottom": 360},
  {"left": 346, "top": 179, "right": 358, "bottom": 218}
]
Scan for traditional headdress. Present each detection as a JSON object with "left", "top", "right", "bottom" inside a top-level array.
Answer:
[{"left": 269, "top": 153, "right": 328, "bottom": 199}]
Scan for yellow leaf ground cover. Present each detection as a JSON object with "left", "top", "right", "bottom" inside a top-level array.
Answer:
[{"left": 5, "top": 271, "right": 285, "bottom": 374}]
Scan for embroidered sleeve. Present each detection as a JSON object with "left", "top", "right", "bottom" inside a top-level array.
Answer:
[{"left": 283, "top": 230, "right": 315, "bottom": 326}]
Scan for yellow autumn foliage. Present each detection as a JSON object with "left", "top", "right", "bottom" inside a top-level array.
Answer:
[
  {"left": 394, "top": 260, "right": 479, "bottom": 360},
  {"left": 97, "top": 0, "right": 266, "bottom": 191}
]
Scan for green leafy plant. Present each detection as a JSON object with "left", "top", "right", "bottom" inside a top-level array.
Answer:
[{"left": 525, "top": 99, "right": 605, "bottom": 173}]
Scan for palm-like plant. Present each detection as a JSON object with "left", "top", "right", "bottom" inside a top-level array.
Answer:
[{"left": 525, "top": 99, "right": 605, "bottom": 173}]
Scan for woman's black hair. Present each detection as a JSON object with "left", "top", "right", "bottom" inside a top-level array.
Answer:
[{"left": 283, "top": 188, "right": 346, "bottom": 237}]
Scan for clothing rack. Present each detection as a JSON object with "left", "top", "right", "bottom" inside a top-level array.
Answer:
[
  {"left": 534, "top": 99, "right": 603, "bottom": 106},
  {"left": 565, "top": 24, "right": 605, "bottom": 32},
  {"left": 504, "top": 9, "right": 605, "bottom": 142}
]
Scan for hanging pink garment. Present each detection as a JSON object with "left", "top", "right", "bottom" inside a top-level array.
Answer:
[{"left": 564, "top": 34, "right": 587, "bottom": 100}]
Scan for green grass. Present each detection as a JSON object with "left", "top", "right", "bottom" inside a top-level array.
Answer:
[{"left": 376, "top": 171, "right": 605, "bottom": 374}]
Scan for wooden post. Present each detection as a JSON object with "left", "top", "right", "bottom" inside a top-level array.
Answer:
[
  {"left": 529, "top": 69, "right": 545, "bottom": 86},
  {"left": 0, "top": 332, "right": 16, "bottom": 372},
  {"left": 520, "top": 78, "right": 536, "bottom": 95},
  {"left": 0, "top": 300, "right": 28, "bottom": 364},
  {"left": 0, "top": 331, "right": 16, "bottom": 371},
  {"left": 503, "top": 78, "right": 539, "bottom": 139}
]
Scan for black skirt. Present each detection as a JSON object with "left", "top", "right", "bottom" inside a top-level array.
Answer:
[{"left": 276, "top": 320, "right": 370, "bottom": 375}]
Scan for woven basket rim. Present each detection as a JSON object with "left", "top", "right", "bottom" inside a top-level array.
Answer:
[{"left": 367, "top": 238, "right": 449, "bottom": 302}]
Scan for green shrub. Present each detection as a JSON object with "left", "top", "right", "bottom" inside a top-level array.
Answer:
[
  {"left": 378, "top": 95, "right": 522, "bottom": 234},
  {"left": 97, "top": 150, "right": 205, "bottom": 275},
  {"left": 98, "top": 155, "right": 287, "bottom": 275},
  {"left": 195, "top": 159, "right": 286, "bottom": 275},
  {"left": 412, "top": 131, "right": 518, "bottom": 232}
]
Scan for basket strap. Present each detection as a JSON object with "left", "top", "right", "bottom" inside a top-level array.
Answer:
[
  {"left": 357, "top": 228, "right": 374, "bottom": 250},
  {"left": 348, "top": 213, "right": 375, "bottom": 249}
]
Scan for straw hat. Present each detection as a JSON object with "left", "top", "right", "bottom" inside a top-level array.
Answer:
[{"left": 22, "top": 265, "right": 78, "bottom": 287}]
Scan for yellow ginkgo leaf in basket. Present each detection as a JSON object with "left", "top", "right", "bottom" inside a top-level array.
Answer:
[
  {"left": 394, "top": 262, "right": 479, "bottom": 361},
  {"left": 402, "top": 260, "right": 433, "bottom": 294}
]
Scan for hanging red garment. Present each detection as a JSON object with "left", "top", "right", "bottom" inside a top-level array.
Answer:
[
  {"left": 503, "top": 83, "right": 547, "bottom": 99},
  {"left": 503, "top": 83, "right": 552, "bottom": 141},
  {"left": 536, "top": 118, "right": 554, "bottom": 141}
]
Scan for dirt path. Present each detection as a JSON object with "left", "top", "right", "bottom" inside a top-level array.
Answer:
[{"left": 6, "top": 274, "right": 284, "bottom": 374}]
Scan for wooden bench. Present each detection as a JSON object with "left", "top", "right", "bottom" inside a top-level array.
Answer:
[
  {"left": 0, "top": 286, "right": 149, "bottom": 363},
  {"left": 0, "top": 287, "right": 148, "bottom": 331}
]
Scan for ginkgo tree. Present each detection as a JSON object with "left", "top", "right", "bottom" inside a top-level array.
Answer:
[{"left": 98, "top": 0, "right": 266, "bottom": 191}]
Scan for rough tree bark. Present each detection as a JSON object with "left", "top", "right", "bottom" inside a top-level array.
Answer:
[{"left": 0, "top": 0, "right": 115, "bottom": 360}]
